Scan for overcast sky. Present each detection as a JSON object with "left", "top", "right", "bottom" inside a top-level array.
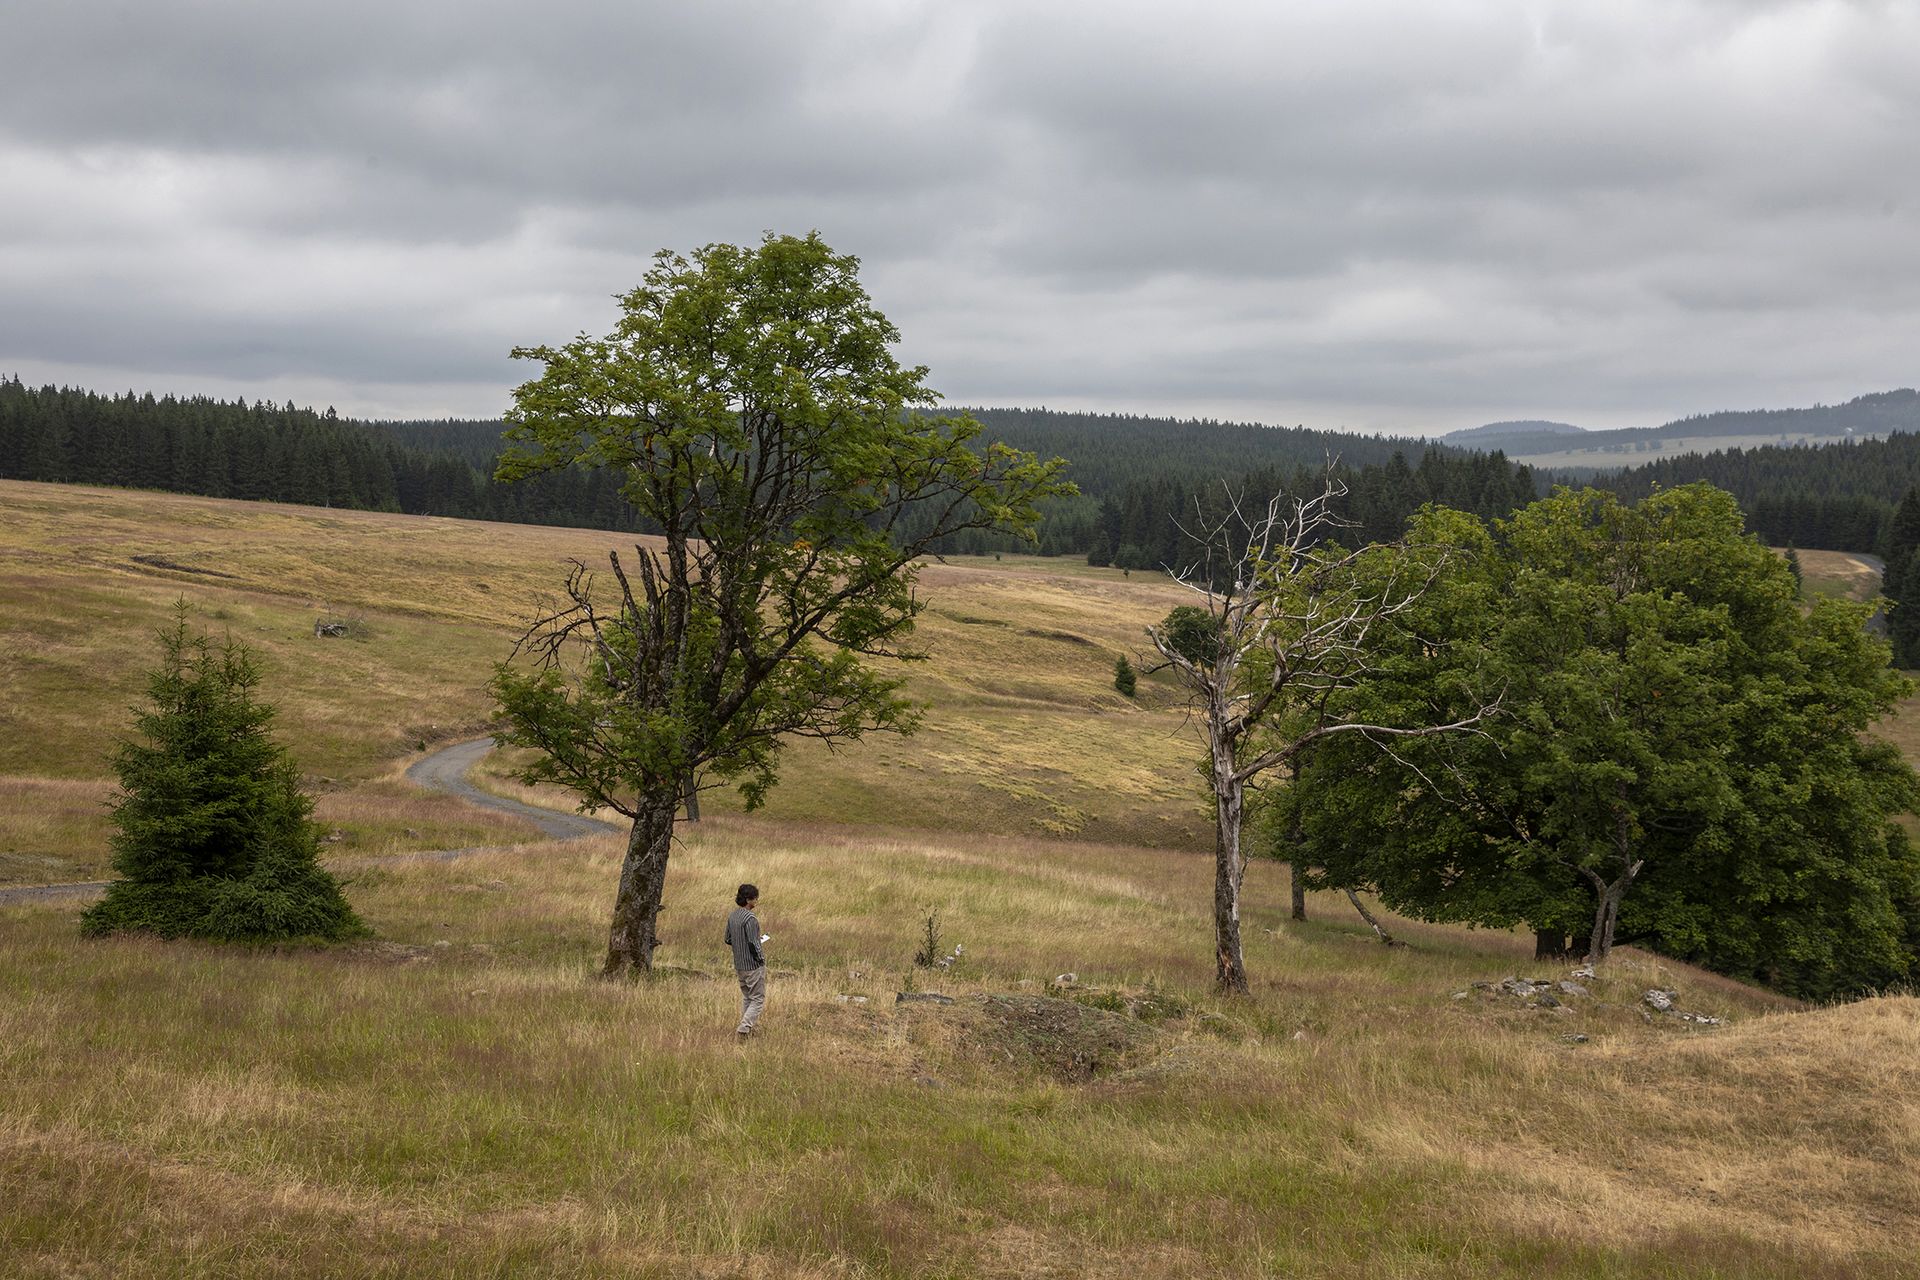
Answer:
[{"left": 2, "top": 1, "right": 1915, "bottom": 435}]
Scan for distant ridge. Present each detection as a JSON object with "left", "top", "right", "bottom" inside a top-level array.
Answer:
[
  {"left": 1443, "top": 419, "right": 1586, "bottom": 444},
  {"left": 1454, "top": 390, "right": 1920, "bottom": 462}
]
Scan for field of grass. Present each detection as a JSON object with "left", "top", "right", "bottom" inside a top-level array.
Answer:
[
  {"left": 1781, "top": 546, "right": 1884, "bottom": 604},
  {"left": 5, "top": 479, "right": 1919, "bottom": 1276},
  {"left": 5, "top": 816, "right": 1914, "bottom": 1278},
  {"left": 0, "top": 480, "right": 1206, "bottom": 883},
  {"left": 1508, "top": 431, "right": 1889, "bottom": 470}
]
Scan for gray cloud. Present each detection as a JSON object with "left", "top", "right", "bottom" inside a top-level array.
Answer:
[{"left": 1, "top": 0, "right": 1915, "bottom": 432}]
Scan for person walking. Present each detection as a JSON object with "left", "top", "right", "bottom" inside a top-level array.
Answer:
[{"left": 725, "top": 883, "right": 768, "bottom": 1038}]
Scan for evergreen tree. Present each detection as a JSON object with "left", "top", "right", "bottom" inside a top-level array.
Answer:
[
  {"left": 81, "top": 609, "right": 364, "bottom": 942},
  {"left": 1114, "top": 654, "right": 1137, "bottom": 697}
]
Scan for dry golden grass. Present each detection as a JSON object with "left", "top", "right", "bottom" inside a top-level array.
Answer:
[
  {"left": 0, "top": 480, "right": 1207, "bottom": 885},
  {"left": 3, "top": 819, "right": 1914, "bottom": 1278},
  {"left": 0, "top": 760, "right": 542, "bottom": 885},
  {"left": 1775, "top": 545, "right": 1883, "bottom": 603},
  {"left": 5, "top": 481, "right": 1918, "bottom": 1276}
]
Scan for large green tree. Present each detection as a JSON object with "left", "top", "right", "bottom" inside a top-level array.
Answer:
[
  {"left": 1285, "top": 485, "right": 1920, "bottom": 997},
  {"left": 491, "top": 233, "right": 1070, "bottom": 977}
]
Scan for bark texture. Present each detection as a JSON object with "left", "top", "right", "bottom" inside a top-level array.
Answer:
[
  {"left": 1583, "top": 861, "right": 1642, "bottom": 962},
  {"left": 1212, "top": 736, "right": 1250, "bottom": 994},
  {"left": 603, "top": 789, "right": 678, "bottom": 977}
]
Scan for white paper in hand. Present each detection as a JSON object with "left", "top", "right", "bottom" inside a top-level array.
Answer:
[{"left": 760, "top": 934, "right": 771, "bottom": 944}]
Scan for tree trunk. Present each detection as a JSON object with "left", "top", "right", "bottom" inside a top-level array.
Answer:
[
  {"left": 1589, "top": 883, "right": 1624, "bottom": 961},
  {"left": 1570, "top": 933, "right": 1592, "bottom": 960},
  {"left": 603, "top": 789, "right": 678, "bottom": 977},
  {"left": 681, "top": 772, "right": 700, "bottom": 822},
  {"left": 1212, "top": 744, "right": 1250, "bottom": 995},
  {"left": 1290, "top": 865, "right": 1307, "bottom": 921},
  {"left": 1534, "top": 929, "right": 1569, "bottom": 961},
  {"left": 1585, "top": 860, "right": 1643, "bottom": 963},
  {"left": 1346, "top": 889, "right": 1399, "bottom": 945}
]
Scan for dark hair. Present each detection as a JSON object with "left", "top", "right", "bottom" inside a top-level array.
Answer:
[{"left": 736, "top": 883, "right": 758, "bottom": 907}]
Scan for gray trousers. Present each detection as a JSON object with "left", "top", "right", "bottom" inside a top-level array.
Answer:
[{"left": 735, "top": 965, "right": 766, "bottom": 1034}]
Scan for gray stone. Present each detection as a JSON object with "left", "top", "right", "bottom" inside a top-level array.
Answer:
[
  {"left": 1535, "top": 993, "right": 1561, "bottom": 1008},
  {"left": 1563, "top": 1033, "right": 1589, "bottom": 1044},
  {"left": 834, "top": 994, "right": 870, "bottom": 1005},
  {"left": 1054, "top": 972, "right": 1078, "bottom": 987},
  {"left": 1643, "top": 989, "right": 1675, "bottom": 1012},
  {"left": 896, "top": 992, "right": 956, "bottom": 1005},
  {"left": 1557, "top": 981, "right": 1590, "bottom": 997}
]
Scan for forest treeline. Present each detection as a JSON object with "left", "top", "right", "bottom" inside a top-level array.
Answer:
[
  {"left": 0, "top": 379, "right": 648, "bottom": 532},
  {"left": 11, "top": 374, "right": 1920, "bottom": 575},
  {"left": 0, "top": 380, "right": 1514, "bottom": 556},
  {"left": 1580, "top": 420, "right": 1920, "bottom": 555},
  {"left": 1082, "top": 448, "right": 1538, "bottom": 571}
]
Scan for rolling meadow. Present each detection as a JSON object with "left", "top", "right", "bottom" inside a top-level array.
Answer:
[{"left": 3, "top": 479, "right": 1918, "bottom": 1278}]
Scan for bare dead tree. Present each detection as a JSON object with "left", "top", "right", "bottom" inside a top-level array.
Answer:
[{"left": 1146, "top": 472, "right": 1495, "bottom": 994}]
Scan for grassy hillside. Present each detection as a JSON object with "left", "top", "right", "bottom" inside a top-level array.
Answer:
[
  {"left": 4, "top": 480, "right": 1918, "bottom": 1276},
  {"left": 0, "top": 480, "right": 1204, "bottom": 883},
  {"left": 5, "top": 818, "right": 1914, "bottom": 1277},
  {"left": 1784, "top": 546, "right": 1884, "bottom": 603}
]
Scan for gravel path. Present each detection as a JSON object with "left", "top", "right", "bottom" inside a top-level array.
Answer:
[
  {"left": 0, "top": 738, "right": 618, "bottom": 906},
  {"left": 401, "top": 737, "right": 617, "bottom": 843}
]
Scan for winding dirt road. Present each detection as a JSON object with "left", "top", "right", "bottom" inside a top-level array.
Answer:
[
  {"left": 0, "top": 738, "right": 616, "bottom": 907},
  {"left": 401, "top": 738, "right": 617, "bottom": 843}
]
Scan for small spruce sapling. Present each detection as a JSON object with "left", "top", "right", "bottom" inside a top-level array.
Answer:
[
  {"left": 913, "top": 907, "right": 942, "bottom": 968},
  {"left": 82, "top": 606, "right": 364, "bottom": 943},
  {"left": 1113, "top": 654, "right": 1137, "bottom": 697}
]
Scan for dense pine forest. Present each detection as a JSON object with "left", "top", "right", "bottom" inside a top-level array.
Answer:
[
  {"left": 0, "top": 379, "right": 648, "bottom": 532},
  {"left": 0, "top": 379, "right": 1526, "bottom": 557},
  {"left": 1583, "top": 427, "right": 1920, "bottom": 554},
  {"left": 9, "top": 374, "right": 1920, "bottom": 577}
]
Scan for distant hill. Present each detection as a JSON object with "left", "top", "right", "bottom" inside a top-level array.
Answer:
[
  {"left": 1442, "top": 419, "right": 1586, "bottom": 445},
  {"left": 1481, "top": 390, "right": 1920, "bottom": 465}
]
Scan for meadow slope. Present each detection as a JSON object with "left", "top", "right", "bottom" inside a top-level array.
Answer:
[
  {"left": 0, "top": 480, "right": 1205, "bottom": 885},
  {"left": 4, "top": 818, "right": 1915, "bottom": 1278},
  {"left": 2, "top": 480, "right": 1917, "bottom": 1277}
]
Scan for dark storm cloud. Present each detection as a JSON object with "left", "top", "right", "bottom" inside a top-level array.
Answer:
[{"left": 1, "top": 0, "right": 1915, "bottom": 430}]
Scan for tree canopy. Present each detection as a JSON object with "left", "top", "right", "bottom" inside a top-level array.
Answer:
[
  {"left": 1282, "top": 484, "right": 1920, "bottom": 997},
  {"left": 490, "top": 232, "right": 1071, "bottom": 974}
]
